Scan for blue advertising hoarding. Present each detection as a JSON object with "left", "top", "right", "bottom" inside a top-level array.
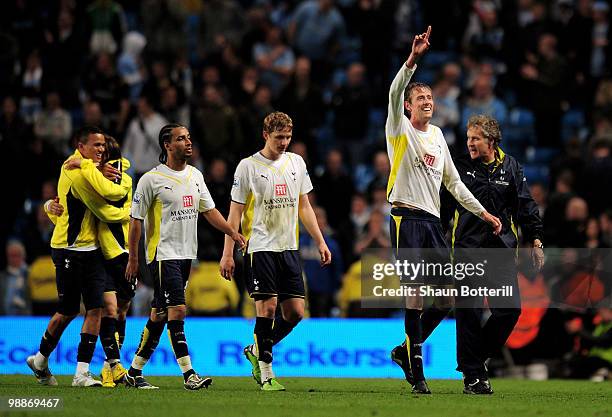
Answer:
[{"left": 0, "top": 317, "right": 461, "bottom": 379}]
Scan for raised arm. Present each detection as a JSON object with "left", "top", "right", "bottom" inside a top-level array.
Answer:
[{"left": 387, "top": 26, "right": 431, "bottom": 130}]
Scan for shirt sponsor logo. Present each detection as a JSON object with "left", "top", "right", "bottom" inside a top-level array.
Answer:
[
  {"left": 183, "top": 195, "right": 193, "bottom": 207},
  {"left": 423, "top": 154, "right": 436, "bottom": 167},
  {"left": 275, "top": 184, "right": 288, "bottom": 196}
]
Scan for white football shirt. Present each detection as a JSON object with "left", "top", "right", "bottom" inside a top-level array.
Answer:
[
  {"left": 131, "top": 164, "right": 215, "bottom": 263},
  {"left": 231, "top": 152, "right": 313, "bottom": 253},
  {"left": 386, "top": 64, "right": 485, "bottom": 218}
]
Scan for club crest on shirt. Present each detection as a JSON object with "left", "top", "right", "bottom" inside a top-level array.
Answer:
[
  {"left": 275, "top": 184, "right": 287, "bottom": 196},
  {"left": 423, "top": 154, "right": 436, "bottom": 167},
  {"left": 183, "top": 195, "right": 193, "bottom": 207}
]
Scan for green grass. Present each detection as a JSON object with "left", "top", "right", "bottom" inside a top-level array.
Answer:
[{"left": 0, "top": 376, "right": 610, "bottom": 417}]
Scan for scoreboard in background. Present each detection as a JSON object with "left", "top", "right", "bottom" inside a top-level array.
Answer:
[{"left": 0, "top": 317, "right": 461, "bottom": 379}]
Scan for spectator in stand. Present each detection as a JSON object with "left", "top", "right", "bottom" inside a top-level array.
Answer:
[
  {"left": 253, "top": 25, "right": 295, "bottom": 98},
  {"left": 117, "top": 31, "right": 147, "bottom": 103},
  {"left": 82, "top": 101, "right": 107, "bottom": 132},
  {"left": 560, "top": 196, "right": 589, "bottom": 247},
  {"left": 366, "top": 151, "right": 391, "bottom": 198},
  {"left": 348, "top": 0, "right": 395, "bottom": 106},
  {"left": 600, "top": 210, "right": 612, "bottom": 247},
  {"left": 530, "top": 182, "right": 548, "bottom": 219},
  {"left": 300, "top": 206, "right": 343, "bottom": 317},
  {"left": 277, "top": 56, "right": 325, "bottom": 163},
  {"left": 288, "top": 0, "right": 346, "bottom": 84},
  {"left": 191, "top": 84, "right": 243, "bottom": 164},
  {"left": 462, "top": 1, "right": 507, "bottom": 74},
  {"left": 461, "top": 73, "right": 507, "bottom": 131},
  {"left": 354, "top": 210, "right": 390, "bottom": 255},
  {"left": 22, "top": 204, "right": 54, "bottom": 263},
  {"left": 581, "top": 140, "right": 612, "bottom": 217},
  {"left": 1, "top": 96, "right": 29, "bottom": 164},
  {"left": 544, "top": 170, "right": 576, "bottom": 246},
  {"left": 86, "top": 0, "right": 127, "bottom": 55},
  {"left": 565, "top": 307, "right": 612, "bottom": 381},
  {"left": 198, "top": 0, "right": 245, "bottom": 60},
  {"left": 336, "top": 192, "right": 371, "bottom": 269},
  {"left": 520, "top": 32, "right": 569, "bottom": 146},
  {"left": 33, "top": 92, "right": 72, "bottom": 158},
  {"left": 197, "top": 158, "right": 232, "bottom": 261},
  {"left": 431, "top": 63, "right": 461, "bottom": 147},
  {"left": 122, "top": 95, "right": 168, "bottom": 180},
  {"left": 0, "top": 240, "right": 30, "bottom": 315},
  {"left": 239, "top": 85, "right": 275, "bottom": 157},
  {"left": 20, "top": 50, "right": 43, "bottom": 124},
  {"left": 160, "top": 85, "right": 190, "bottom": 127},
  {"left": 83, "top": 52, "right": 130, "bottom": 134},
  {"left": 314, "top": 149, "right": 355, "bottom": 230},
  {"left": 140, "top": 0, "right": 187, "bottom": 61},
  {"left": 142, "top": 59, "right": 179, "bottom": 110},
  {"left": 332, "top": 62, "right": 372, "bottom": 167}
]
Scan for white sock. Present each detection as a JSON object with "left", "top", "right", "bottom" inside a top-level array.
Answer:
[
  {"left": 76, "top": 362, "right": 89, "bottom": 375},
  {"left": 33, "top": 352, "right": 48, "bottom": 369},
  {"left": 259, "top": 361, "right": 275, "bottom": 382},
  {"left": 131, "top": 355, "right": 148, "bottom": 371},
  {"left": 177, "top": 355, "right": 193, "bottom": 374}
]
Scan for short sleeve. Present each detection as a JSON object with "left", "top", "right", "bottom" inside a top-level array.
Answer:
[
  {"left": 300, "top": 158, "right": 313, "bottom": 195},
  {"left": 131, "top": 173, "right": 154, "bottom": 219},
  {"left": 197, "top": 171, "right": 216, "bottom": 212},
  {"left": 231, "top": 160, "right": 251, "bottom": 204}
]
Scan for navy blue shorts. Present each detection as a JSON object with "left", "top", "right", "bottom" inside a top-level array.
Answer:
[
  {"left": 390, "top": 207, "right": 449, "bottom": 285},
  {"left": 52, "top": 248, "right": 106, "bottom": 315},
  {"left": 390, "top": 207, "right": 448, "bottom": 249},
  {"left": 149, "top": 259, "right": 192, "bottom": 309},
  {"left": 104, "top": 253, "right": 136, "bottom": 301},
  {"left": 245, "top": 251, "right": 305, "bottom": 301}
]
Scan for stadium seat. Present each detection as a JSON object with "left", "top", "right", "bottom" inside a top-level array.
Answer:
[
  {"left": 561, "top": 108, "right": 587, "bottom": 142},
  {"left": 525, "top": 147, "right": 559, "bottom": 165},
  {"left": 522, "top": 164, "right": 550, "bottom": 184}
]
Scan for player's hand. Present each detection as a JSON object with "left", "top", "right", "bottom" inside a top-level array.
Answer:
[
  {"left": 64, "top": 157, "right": 82, "bottom": 170},
  {"left": 125, "top": 256, "right": 139, "bottom": 283},
  {"left": 481, "top": 211, "right": 502, "bottom": 235},
  {"left": 101, "top": 163, "right": 121, "bottom": 182},
  {"left": 231, "top": 232, "right": 247, "bottom": 251},
  {"left": 220, "top": 255, "right": 235, "bottom": 280},
  {"left": 531, "top": 240, "right": 544, "bottom": 271},
  {"left": 45, "top": 197, "right": 64, "bottom": 216},
  {"left": 319, "top": 242, "right": 332, "bottom": 266},
  {"left": 411, "top": 25, "right": 431, "bottom": 58}
]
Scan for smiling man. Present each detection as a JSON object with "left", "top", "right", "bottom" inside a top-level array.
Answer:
[
  {"left": 123, "top": 123, "right": 245, "bottom": 390},
  {"left": 385, "top": 26, "right": 502, "bottom": 394},
  {"left": 439, "top": 114, "right": 544, "bottom": 394},
  {"left": 27, "top": 126, "right": 131, "bottom": 387}
]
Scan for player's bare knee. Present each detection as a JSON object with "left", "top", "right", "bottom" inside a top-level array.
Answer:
[
  {"left": 168, "top": 305, "right": 187, "bottom": 320},
  {"left": 285, "top": 309, "right": 303, "bottom": 324}
]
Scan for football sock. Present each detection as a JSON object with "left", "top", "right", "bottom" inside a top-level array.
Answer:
[
  {"left": 421, "top": 307, "right": 451, "bottom": 341},
  {"left": 76, "top": 333, "right": 98, "bottom": 366},
  {"left": 272, "top": 315, "right": 296, "bottom": 346},
  {"left": 405, "top": 309, "right": 425, "bottom": 382},
  {"left": 129, "top": 319, "right": 165, "bottom": 376},
  {"left": 100, "top": 317, "right": 120, "bottom": 366},
  {"left": 167, "top": 320, "right": 195, "bottom": 381},
  {"left": 116, "top": 319, "right": 126, "bottom": 350}
]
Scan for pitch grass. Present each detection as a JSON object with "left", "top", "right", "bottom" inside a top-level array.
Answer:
[{"left": 0, "top": 376, "right": 610, "bottom": 417}]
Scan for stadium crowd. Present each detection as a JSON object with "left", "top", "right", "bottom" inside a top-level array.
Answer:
[{"left": 0, "top": 0, "right": 611, "bottom": 379}]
